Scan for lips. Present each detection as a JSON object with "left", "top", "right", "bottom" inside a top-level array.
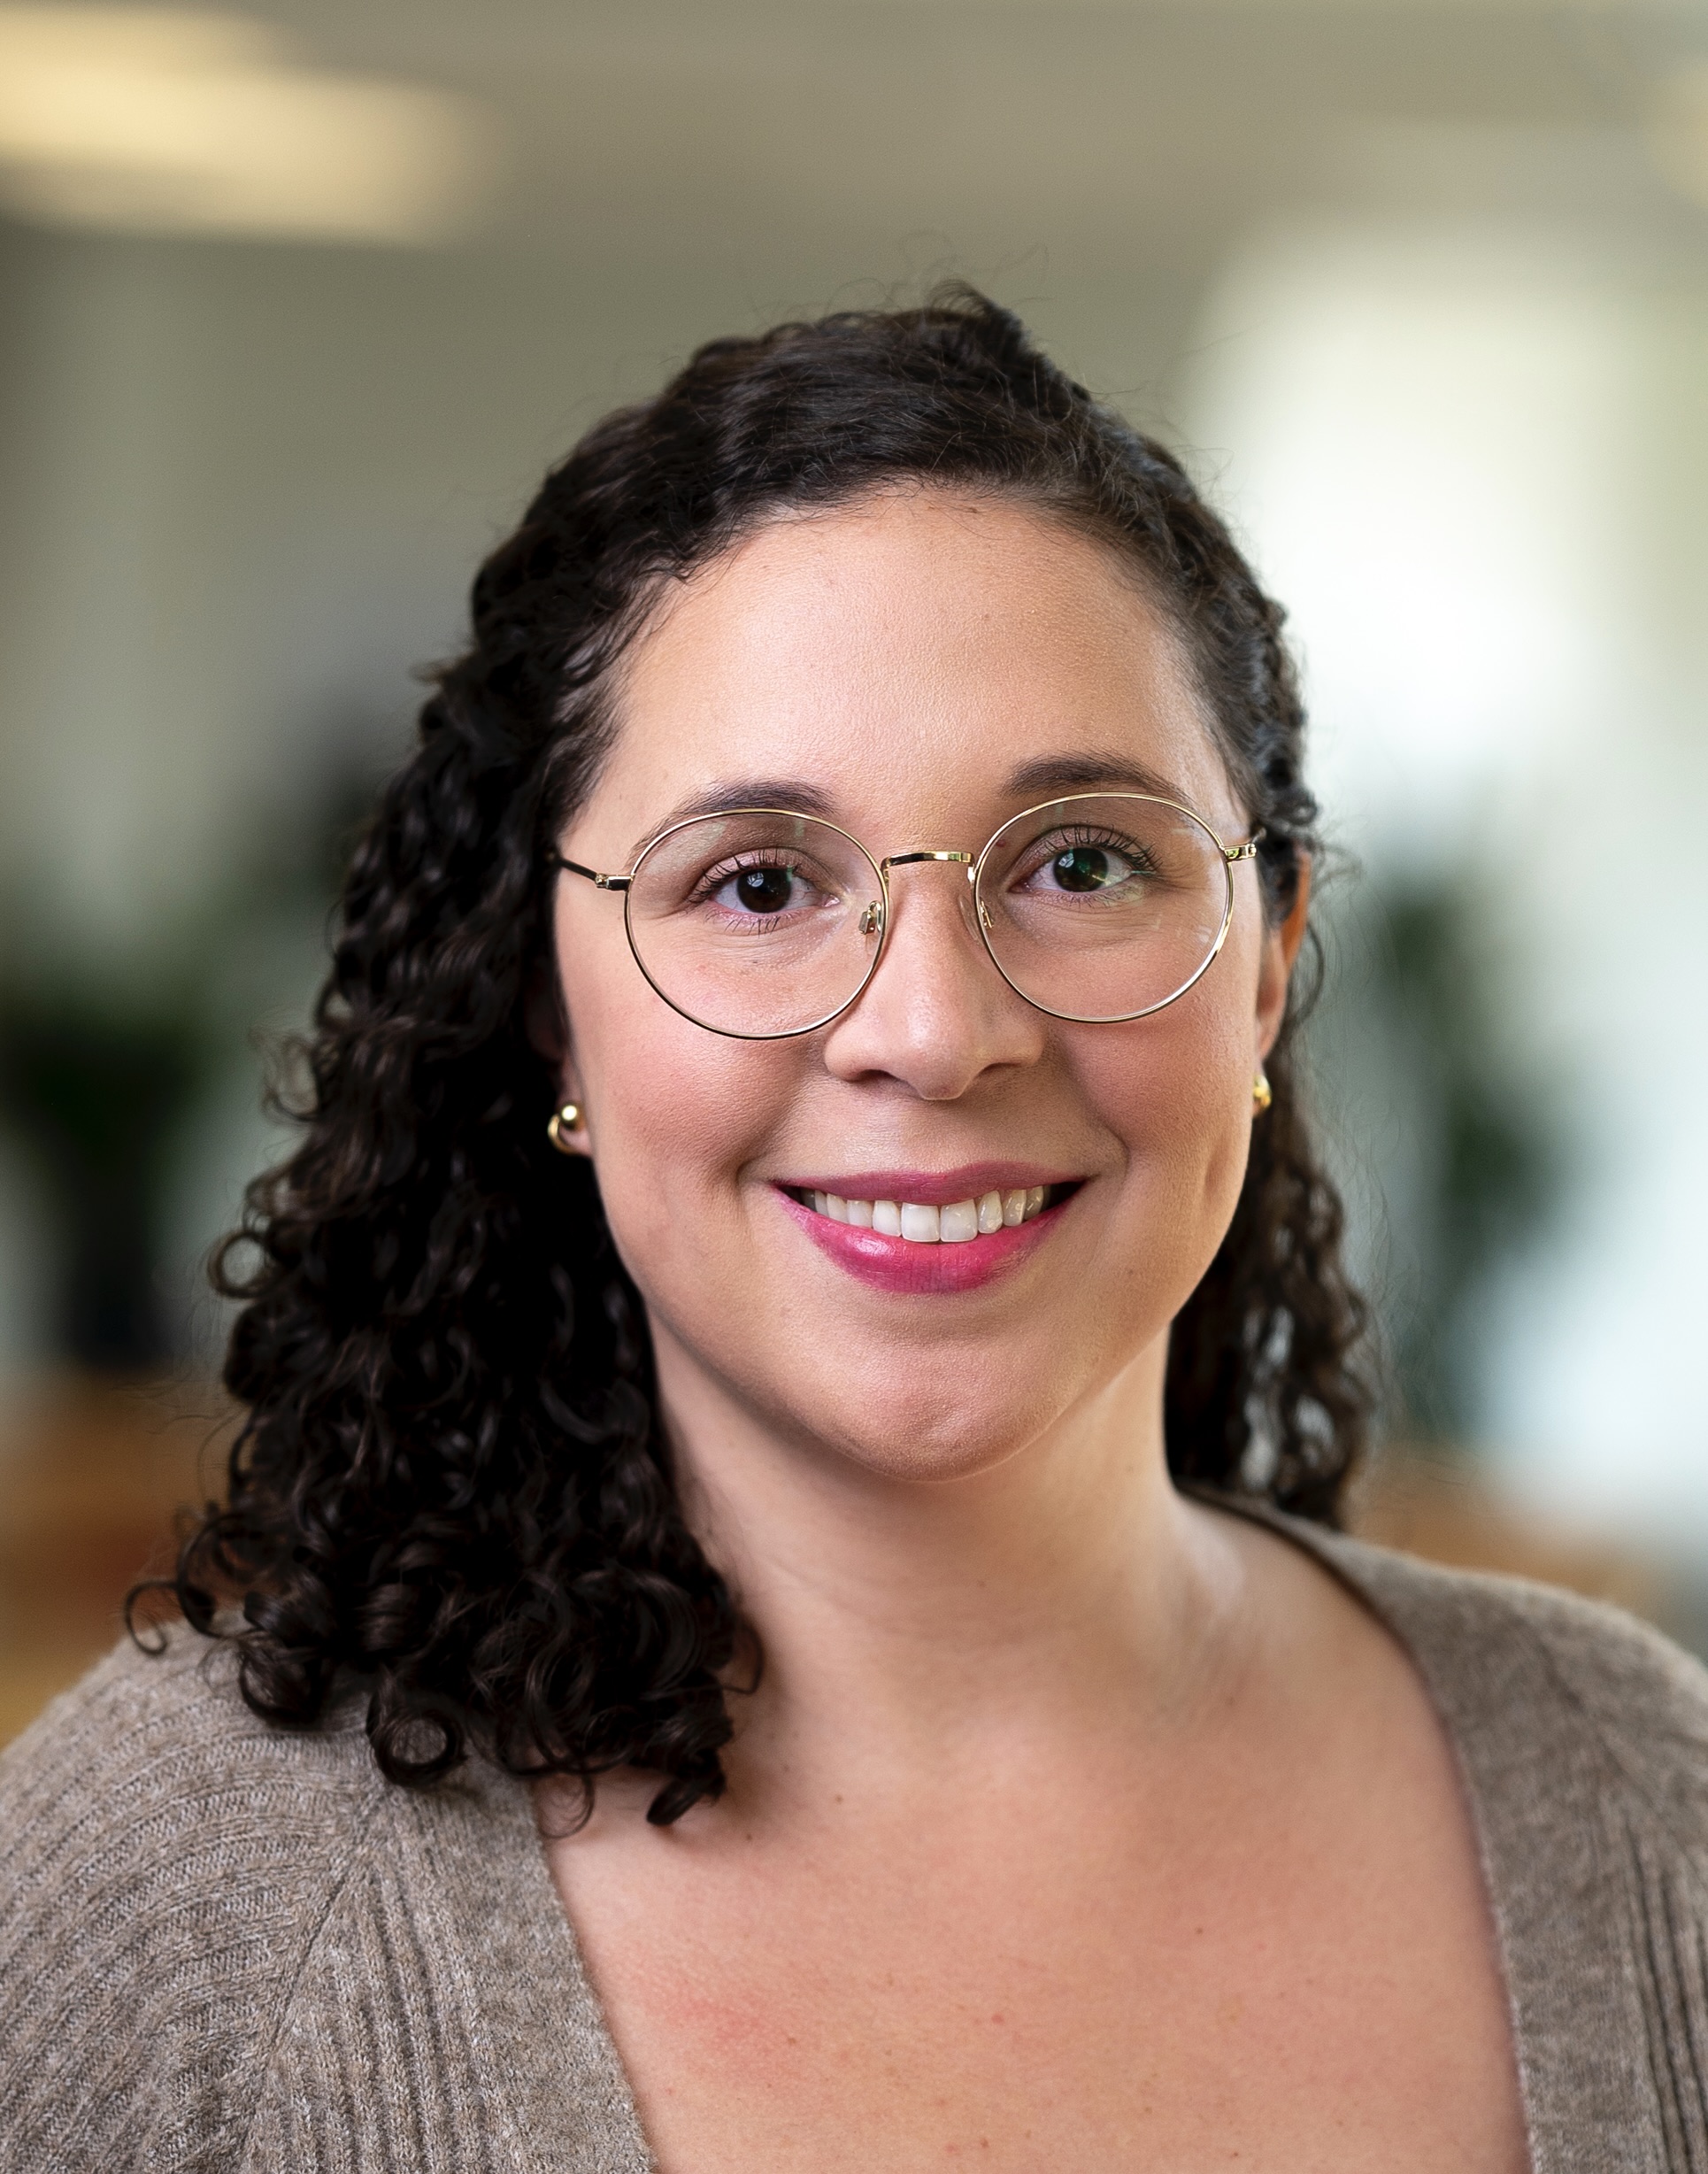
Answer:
[{"left": 774, "top": 1166, "right": 1079, "bottom": 1294}]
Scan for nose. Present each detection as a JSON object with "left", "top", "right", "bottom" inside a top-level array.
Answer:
[{"left": 820, "top": 860, "right": 1046, "bottom": 1098}]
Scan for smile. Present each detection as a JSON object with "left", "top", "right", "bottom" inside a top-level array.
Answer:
[
  {"left": 774, "top": 1167, "right": 1080, "bottom": 1294},
  {"left": 789, "top": 1184, "right": 1056, "bottom": 1243}
]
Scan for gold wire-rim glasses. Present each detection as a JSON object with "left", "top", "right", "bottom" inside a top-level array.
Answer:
[{"left": 550, "top": 792, "right": 1264, "bottom": 1041}]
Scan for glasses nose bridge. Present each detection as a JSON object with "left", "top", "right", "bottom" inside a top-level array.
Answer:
[
  {"left": 858, "top": 843, "right": 986, "bottom": 952},
  {"left": 879, "top": 847, "right": 976, "bottom": 875},
  {"left": 861, "top": 846, "right": 979, "bottom": 939}
]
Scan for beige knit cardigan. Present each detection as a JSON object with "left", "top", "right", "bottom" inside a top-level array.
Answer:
[{"left": 4, "top": 1516, "right": 1708, "bottom": 2172}]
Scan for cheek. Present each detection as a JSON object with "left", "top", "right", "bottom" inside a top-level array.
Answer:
[
  {"left": 1075, "top": 976, "right": 1255, "bottom": 1277},
  {"left": 558, "top": 925, "right": 796, "bottom": 1284}
]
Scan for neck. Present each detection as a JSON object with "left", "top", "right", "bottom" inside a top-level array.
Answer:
[{"left": 650, "top": 1325, "right": 1251, "bottom": 1810}]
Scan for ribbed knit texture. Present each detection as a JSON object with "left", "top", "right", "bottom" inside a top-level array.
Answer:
[
  {"left": 1302, "top": 1526, "right": 1708, "bottom": 2174},
  {"left": 0, "top": 1637, "right": 649, "bottom": 2172},
  {"left": 4, "top": 1518, "right": 1708, "bottom": 2170}
]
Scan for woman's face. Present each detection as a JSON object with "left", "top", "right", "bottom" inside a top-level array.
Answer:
[{"left": 553, "top": 491, "right": 1296, "bottom": 1484}]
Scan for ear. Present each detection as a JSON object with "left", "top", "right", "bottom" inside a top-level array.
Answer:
[
  {"left": 525, "top": 967, "right": 594, "bottom": 1159},
  {"left": 1254, "top": 852, "right": 1312, "bottom": 1062},
  {"left": 546, "top": 1091, "right": 593, "bottom": 1160}
]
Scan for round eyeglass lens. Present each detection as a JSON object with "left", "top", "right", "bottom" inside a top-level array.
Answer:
[
  {"left": 974, "top": 793, "right": 1235, "bottom": 1023},
  {"left": 624, "top": 809, "right": 885, "bottom": 1038}
]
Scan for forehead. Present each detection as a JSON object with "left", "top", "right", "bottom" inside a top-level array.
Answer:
[{"left": 588, "top": 490, "right": 1237, "bottom": 847}]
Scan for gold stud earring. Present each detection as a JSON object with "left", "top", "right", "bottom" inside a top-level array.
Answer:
[
  {"left": 546, "top": 1101, "right": 583, "bottom": 1153},
  {"left": 1251, "top": 1069, "right": 1273, "bottom": 1115}
]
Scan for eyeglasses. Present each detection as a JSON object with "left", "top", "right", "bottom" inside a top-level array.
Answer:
[{"left": 551, "top": 793, "right": 1261, "bottom": 1041}]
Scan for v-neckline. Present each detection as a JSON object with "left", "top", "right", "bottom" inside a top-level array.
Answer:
[{"left": 439, "top": 1505, "right": 1653, "bottom": 2173}]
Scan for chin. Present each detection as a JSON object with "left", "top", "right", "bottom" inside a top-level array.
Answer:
[
  {"left": 824, "top": 1414, "right": 1039, "bottom": 1487},
  {"left": 762, "top": 1342, "right": 1115, "bottom": 1488}
]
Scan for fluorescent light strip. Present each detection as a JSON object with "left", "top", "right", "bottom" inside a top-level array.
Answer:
[{"left": 0, "top": 7, "right": 496, "bottom": 244}]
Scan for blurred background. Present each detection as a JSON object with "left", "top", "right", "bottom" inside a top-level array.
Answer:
[{"left": 3, "top": 0, "right": 1705, "bottom": 1739}]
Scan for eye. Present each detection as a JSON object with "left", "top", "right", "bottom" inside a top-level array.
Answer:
[
  {"left": 727, "top": 864, "right": 795, "bottom": 914},
  {"left": 1044, "top": 844, "right": 1131, "bottom": 893},
  {"left": 1014, "top": 830, "right": 1152, "bottom": 898},
  {"left": 699, "top": 855, "right": 830, "bottom": 916}
]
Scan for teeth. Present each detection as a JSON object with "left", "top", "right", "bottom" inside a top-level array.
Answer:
[
  {"left": 939, "top": 1199, "right": 980, "bottom": 1244},
  {"left": 801, "top": 1185, "right": 1056, "bottom": 1243}
]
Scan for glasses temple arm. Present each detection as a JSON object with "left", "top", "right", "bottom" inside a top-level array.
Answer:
[
  {"left": 550, "top": 852, "right": 630, "bottom": 893},
  {"left": 1224, "top": 826, "right": 1266, "bottom": 865}
]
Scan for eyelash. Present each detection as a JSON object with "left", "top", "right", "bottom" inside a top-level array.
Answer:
[
  {"left": 1017, "top": 827, "right": 1155, "bottom": 877},
  {"left": 688, "top": 852, "right": 819, "bottom": 907}
]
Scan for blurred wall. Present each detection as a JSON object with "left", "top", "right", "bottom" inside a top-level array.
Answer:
[{"left": 1183, "top": 194, "right": 1708, "bottom": 1551}]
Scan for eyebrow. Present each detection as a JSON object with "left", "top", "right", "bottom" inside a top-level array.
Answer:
[
  {"left": 1002, "top": 752, "right": 1194, "bottom": 806},
  {"left": 626, "top": 778, "right": 837, "bottom": 864}
]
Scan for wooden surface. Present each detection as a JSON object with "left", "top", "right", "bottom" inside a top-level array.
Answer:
[
  {"left": 0, "top": 1377, "right": 1677, "bottom": 1749},
  {"left": 0, "top": 1376, "right": 234, "bottom": 1746}
]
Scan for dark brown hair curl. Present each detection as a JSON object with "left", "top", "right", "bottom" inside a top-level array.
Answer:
[{"left": 154, "top": 288, "right": 1369, "bottom": 1822}]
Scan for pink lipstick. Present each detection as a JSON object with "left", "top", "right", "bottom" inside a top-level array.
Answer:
[{"left": 773, "top": 1166, "right": 1077, "bottom": 1294}]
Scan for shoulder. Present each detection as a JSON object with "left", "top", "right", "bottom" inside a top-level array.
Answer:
[
  {"left": 1304, "top": 1522, "right": 1708, "bottom": 1862},
  {"left": 0, "top": 1619, "right": 388, "bottom": 1900},
  {"left": 0, "top": 1626, "right": 387, "bottom": 2171}
]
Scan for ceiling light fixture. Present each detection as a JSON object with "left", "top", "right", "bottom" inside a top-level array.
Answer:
[{"left": 0, "top": 5, "right": 497, "bottom": 243}]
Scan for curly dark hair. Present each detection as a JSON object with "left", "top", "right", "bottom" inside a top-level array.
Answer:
[{"left": 152, "top": 287, "right": 1370, "bottom": 1823}]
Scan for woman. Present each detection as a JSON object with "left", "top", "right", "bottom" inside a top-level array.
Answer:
[{"left": 4, "top": 291, "right": 1704, "bottom": 2173}]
